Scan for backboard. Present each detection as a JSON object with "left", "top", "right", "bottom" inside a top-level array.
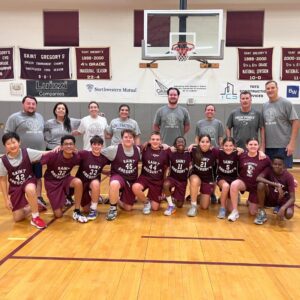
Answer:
[{"left": 142, "top": 10, "right": 224, "bottom": 62}]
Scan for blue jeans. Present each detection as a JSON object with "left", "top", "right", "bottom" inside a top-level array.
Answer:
[{"left": 265, "top": 148, "right": 293, "bottom": 168}]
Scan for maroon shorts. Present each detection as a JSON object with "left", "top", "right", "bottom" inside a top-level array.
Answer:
[
  {"left": 166, "top": 176, "right": 187, "bottom": 202},
  {"left": 200, "top": 182, "right": 214, "bottom": 195},
  {"left": 265, "top": 188, "right": 294, "bottom": 209},
  {"left": 80, "top": 179, "right": 100, "bottom": 207},
  {"left": 45, "top": 176, "right": 74, "bottom": 210},
  {"left": 9, "top": 178, "right": 37, "bottom": 211},
  {"left": 216, "top": 176, "right": 235, "bottom": 185},
  {"left": 110, "top": 175, "right": 135, "bottom": 206},
  {"left": 135, "top": 175, "right": 163, "bottom": 203}
]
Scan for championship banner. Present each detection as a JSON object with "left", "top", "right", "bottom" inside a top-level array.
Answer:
[
  {"left": 238, "top": 48, "right": 273, "bottom": 80},
  {"left": 20, "top": 48, "right": 71, "bottom": 80},
  {"left": 0, "top": 47, "right": 14, "bottom": 79},
  {"left": 76, "top": 47, "right": 111, "bottom": 80},
  {"left": 281, "top": 48, "right": 300, "bottom": 81},
  {"left": 26, "top": 80, "right": 77, "bottom": 97}
]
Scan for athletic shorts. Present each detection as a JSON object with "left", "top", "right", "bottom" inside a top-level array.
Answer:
[
  {"left": 80, "top": 179, "right": 100, "bottom": 207},
  {"left": 265, "top": 188, "right": 294, "bottom": 209},
  {"left": 32, "top": 162, "right": 43, "bottom": 179},
  {"left": 135, "top": 175, "right": 163, "bottom": 203},
  {"left": 166, "top": 176, "right": 187, "bottom": 202},
  {"left": 110, "top": 175, "right": 135, "bottom": 206}
]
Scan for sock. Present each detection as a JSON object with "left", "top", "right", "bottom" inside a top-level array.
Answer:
[
  {"left": 191, "top": 201, "right": 197, "bottom": 206},
  {"left": 74, "top": 208, "right": 80, "bottom": 213},
  {"left": 32, "top": 212, "right": 39, "bottom": 218},
  {"left": 90, "top": 202, "right": 97, "bottom": 210},
  {"left": 110, "top": 204, "right": 117, "bottom": 210},
  {"left": 166, "top": 196, "right": 174, "bottom": 207}
]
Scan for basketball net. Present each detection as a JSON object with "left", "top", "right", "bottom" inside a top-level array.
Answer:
[{"left": 171, "top": 42, "right": 195, "bottom": 62}]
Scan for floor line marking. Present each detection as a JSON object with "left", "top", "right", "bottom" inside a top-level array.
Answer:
[{"left": 141, "top": 235, "right": 245, "bottom": 241}]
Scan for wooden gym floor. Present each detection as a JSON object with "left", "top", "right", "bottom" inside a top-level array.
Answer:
[{"left": 0, "top": 168, "right": 300, "bottom": 299}]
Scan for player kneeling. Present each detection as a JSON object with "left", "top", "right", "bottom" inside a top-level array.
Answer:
[
  {"left": 255, "top": 155, "right": 295, "bottom": 225},
  {"left": 0, "top": 132, "right": 47, "bottom": 229}
]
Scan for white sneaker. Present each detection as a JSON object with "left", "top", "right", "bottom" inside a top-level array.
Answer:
[
  {"left": 228, "top": 209, "right": 239, "bottom": 222},
  {"left": 143, "top": 201, "right": 151, "bottom": 215}
]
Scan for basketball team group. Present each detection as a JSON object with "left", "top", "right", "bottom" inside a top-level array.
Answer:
[{"left": 0, "top": 80, "right": 299, "bottom": 230}]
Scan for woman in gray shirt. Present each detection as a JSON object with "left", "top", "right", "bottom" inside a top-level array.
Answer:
[{"left": 44, "top": 102, "right": 80, "bottom": 150}]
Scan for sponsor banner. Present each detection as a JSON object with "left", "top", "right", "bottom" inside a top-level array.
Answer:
[
  {"left": 0, "top": 47, "right": 14, "bottom": 79},
  {"left": 286, "top": 85, "right": 299, "bottom": 99},
  {"left": 80, "top": 81, "right": 138, "bottom": 100},
  {"left": 154, "top": 79, "right": 208, "bottom": 97},
  {"left": 281, "top": 48, "right": 300, "bottom": 81},
  {"left": 26, "top": 80, "right": 77, "bottom": 97},
  {"left": 76, "top": 47, "right": 111, "bottom": 80},
  {"left": 238, "top": 48, "right": 273, "bottom": 80},
  {"left": 20, "top": 48, "right": 71, "bottom": 80}
]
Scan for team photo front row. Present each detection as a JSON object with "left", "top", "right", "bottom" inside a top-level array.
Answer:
[{"left": 0, "top": 129, "right": 295, "bottom": 230}]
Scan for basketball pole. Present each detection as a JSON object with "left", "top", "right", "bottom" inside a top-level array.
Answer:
[{"left": 179, "top": 0, "right": 187, "bottom": 44}]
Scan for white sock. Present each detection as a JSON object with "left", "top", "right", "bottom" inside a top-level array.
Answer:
[
  {"left": 166, "top": 196, "right": 174, "bottom": 207},
  {"left": 90, "top": 202, "right": 97, "bottom": 210},
  {"left": 191, "top": 201, "right": 197, "bottom": 206},
  {"left": 32, "top": 212, "right": 39, "bottom": 218}
]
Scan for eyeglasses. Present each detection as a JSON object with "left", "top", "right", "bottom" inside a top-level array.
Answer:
[{"left": 63, "top": 142, "right": 75, "bottom": 146}]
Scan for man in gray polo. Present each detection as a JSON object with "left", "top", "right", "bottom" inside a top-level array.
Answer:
[
  {"left": 5, "top": 95, "right": 46, "bottom": 205},
  {"left": 262, "top": 80, "right": 299, "bottom": 168},
  {"left": 153, "top": 87, "right": 190, "bottom": 145},
  {"left": 226, "top": 91, "right": 264, "bottom": 149}
]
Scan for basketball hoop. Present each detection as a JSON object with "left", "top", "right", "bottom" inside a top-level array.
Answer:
[{"left": 171, "top": 42, "right": 195, "bottom": 62}]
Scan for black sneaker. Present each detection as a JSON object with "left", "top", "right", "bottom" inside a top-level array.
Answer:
[{"left": 38, "top": 196, "right": 47, "bottom": 206}]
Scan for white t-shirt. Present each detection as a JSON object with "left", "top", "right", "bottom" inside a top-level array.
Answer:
[{"left": 77, "top": 115, "right": 108, "bottom": 150}]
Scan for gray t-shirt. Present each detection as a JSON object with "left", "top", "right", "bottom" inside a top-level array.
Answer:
[
  {"left": 262, "top": 97, "right": 299, "bottom": 148},
  {"left": 195, "top": 118, "right": 224, "bottom": 147},
  {"left": 153, "top": 105, "right": 190, "bottom": 145},
  {"left": 0, "top": 148, "right": 44, "bottom": 176},
  {"left": 44, "top": 118, "right": 81, "bottom": 149},
  {"left": 106, "top": 118, "right": 141, "bottom": 145},
  {"left": 226, "top": 108, "right": 263, "bottom": 148},
  {"left": 4, "top": 111, "right": 45, "bottom": 150},
  {"left": 101, "top": 145, "right": 141, "bottom": 161}
]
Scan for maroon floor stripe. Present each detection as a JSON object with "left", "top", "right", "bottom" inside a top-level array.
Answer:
[
  {"left": 141, "top": 235, "right": 244, "bottom": 241},
  {"left": 11, "top": 255, "right": 300, "bottom": 269},
  {"left": 0, "top": 175, "right": 109, "bottom": 267}
]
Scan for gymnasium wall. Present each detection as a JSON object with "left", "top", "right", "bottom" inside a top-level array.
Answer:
[{"left": 0, "top": 1, "right": 299, "bottom": 156}]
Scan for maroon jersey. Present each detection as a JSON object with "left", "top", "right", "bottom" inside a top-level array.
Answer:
[
  {"left": 111, "top": 144, "right": 140, "bottom": 182},
  {"left": 238, "top": 152, "right": 271, "bottom": 190},
  {"left": 76, "top": 150, "right": 110, "bottom": 182},
  {"left": 168, "top": 149, "right": 191, "bottom": 182},
  {"left": 217, "top": 149, "right": 238, "bottom": 183},
  {"left": 41, "top": 151, "right": 80, "bottom": 181},
  {"left": 191, "top": 147, "right": 219, "bottom": 183},
  {"left": 260, "top": 167, "right": 295, "bottom": 202},
  {"left": 1, "top": 148, "right": 34, "bottom": 187},
  {"left": 141, "top": 146, "right": 169, "bottom": 181}
]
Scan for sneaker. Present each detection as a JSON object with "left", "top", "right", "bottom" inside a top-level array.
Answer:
[
  {"left": 38, "top": 196, "right": 47, "bottom": 206},
  {"left": 254, "top": 209, "right": 267, "bottom": 225},
  {"left": 273, "top": 206, "right": 280, "bottom": 214},
  {"left": 217, "top": 207, "right": 226, "bottom": 219},
  {"left": 106, "top": 206, "right": 118, "bottom": 221},
  {"left": 73, "top": 210, "right": 88, "bottom": 223},
  {"left": 98, "top": 196, "right": 104, "bottom": 204},
  {"left": 31, "top": 216, "right": 47, "bottom": 229},
  {"left": 228, "top": 209, "right": 239, "bottom": 222},
  {"left": 164, "top": 205, "right": 176, "bottom": 216},
  {"left": 87, "top": 209, "right": 98, "bottom": 221},
  {"left": 37, "top": 198, "right": 47, "bottom": 212},
  {"left": 187, "top": 205, "right": 198, "bottom": 217},
  {"left": 210, "top": 193, "right": 218, "bottom": 204},
  {"left": 143, "top": 201, "right": 151, "bottom": 215},
  {"left": 65, "top": 195, "right": 74, "bottom": 207}
]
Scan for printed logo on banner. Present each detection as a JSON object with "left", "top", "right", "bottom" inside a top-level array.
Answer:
[
  {"left": 220, "top": 82, "right": 238, "bottom": 100},
  {"left": 86, "top": 84, "right": 94, "bottom": 92},
  {"left": 155, "top": 80, "right": 168, "bottom": 96},
  {"left": 286, "top": 86, "right": 299, "bottom": 98}
]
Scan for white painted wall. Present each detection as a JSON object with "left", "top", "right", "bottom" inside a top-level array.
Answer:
[{"left": 0, "top": 1, "right": 299, "bottom": 104}]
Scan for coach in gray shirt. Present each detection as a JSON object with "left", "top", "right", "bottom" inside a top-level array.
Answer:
[
  {"left": 226, "top": 91, "right": 264, "bottom": 149},
  {"left": 153, "top": 87, "right": 190, "bottom": 145},
  {"left": 5, "top": 95, "right": 45, "bottom": 202},
  {"left": 262, "top": 80, "right": 299, "bottom": 168}
]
